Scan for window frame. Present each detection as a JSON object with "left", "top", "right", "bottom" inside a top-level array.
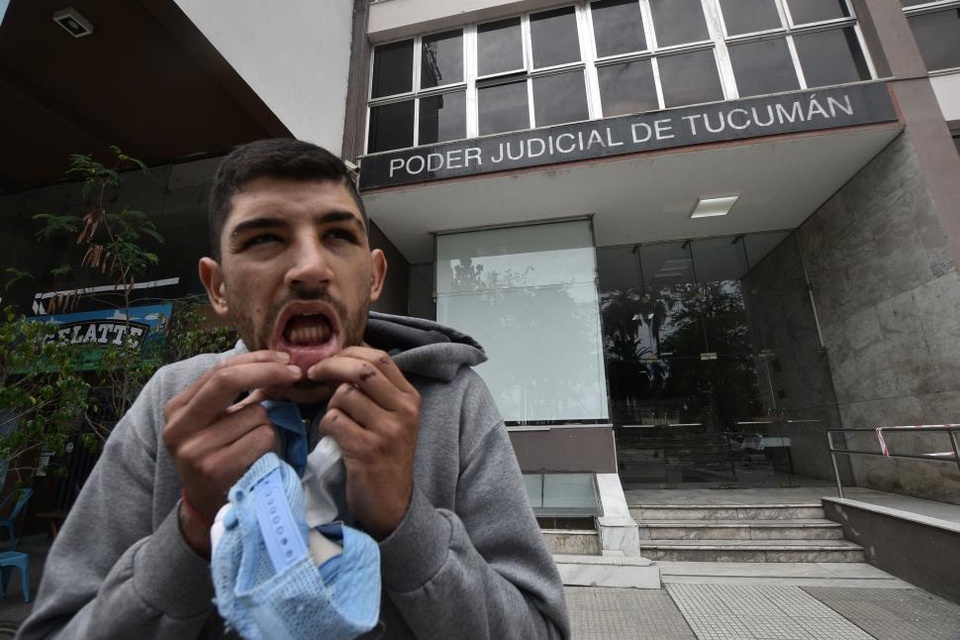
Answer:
[
  {"left": 365, "top": 0, "right": 876, "bottom": 154},
  {"left": 901, "top": 0, "right": 960, "bottom": 73}
]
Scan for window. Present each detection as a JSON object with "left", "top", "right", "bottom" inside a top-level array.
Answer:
[
  {"left": 368, "top": 29, "right": 466, "bottom": 152},
  {"left": 436, "top": 220, "right": 609, "bottom": 423},
  {"left": 902, "top": 2, "right": 960, "bottom": 72},
  {"left": 718, "top": 0, "right": 870, "bottom": 97},
  {"left": 366, "top": 1, "right": 874, "bottom": 153}
]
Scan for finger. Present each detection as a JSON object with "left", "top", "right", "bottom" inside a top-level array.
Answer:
[
  {"left": 319, "top": 406, "right": 375, "bottom": 459},
  {"left": 171, "top": 359, "right": 302, "bottom": 431},
  {"left": 164, "top": 350, "right": 292, "bottom": 420},
  {"left": 307, "top": 350, "right": 415, "bottom": 411}
]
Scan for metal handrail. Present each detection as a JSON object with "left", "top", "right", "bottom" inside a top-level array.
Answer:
[{"left": 827, "top": 424, "right": 960, "bottom": 498}]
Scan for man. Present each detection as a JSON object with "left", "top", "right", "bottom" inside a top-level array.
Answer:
[{"left": 18, "top": 139, "right": 570, "bottom": 639}]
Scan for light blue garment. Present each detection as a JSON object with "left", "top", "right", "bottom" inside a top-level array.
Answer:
[
  {"left": 261, "top": 400, "right": 309, "bottom": 476},
  {"left": 211, "top": 452, "right": 381, "bottom": 640}
]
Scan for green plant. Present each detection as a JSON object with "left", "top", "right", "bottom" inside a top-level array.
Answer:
[{"left": 0, "top": 307, "right": 90, "bottom": 483}]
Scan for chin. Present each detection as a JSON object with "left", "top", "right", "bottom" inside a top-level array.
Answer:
[{"left": 284, "top": 379, "right": 335, "bottom": 404}]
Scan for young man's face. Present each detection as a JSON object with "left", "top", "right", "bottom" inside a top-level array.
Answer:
[{"left": 200, "top": 176, "right": 386, "bottom": 402}]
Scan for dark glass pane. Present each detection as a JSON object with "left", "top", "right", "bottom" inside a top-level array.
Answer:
[
  {"left": 421, "top": 30, "right": 464, "bottom": 88},
  {"left": 419, "top": 91, "right": 467, "bottom": 145},
  {"left": 659, "top": 50, "right": 724, "bottom": 108},
  {"left": 786, "top": 0, "right": 850, "bottom": 24},
  {"left": 729, "top": 38, "right": 800, "bottom": 97},
  {"left": 901, "top": 0, "right": 931, "bottom": 5},
  {"left": 368, "top": 100, "right": 414, "bottom": 152},
  {"left": 592, "top": 0, "right": 647, "bottom": 56},
  {"left": 372, "top": 40, "right": 414, "bottom": 98},
  {"left": 533, "top": 70, "right": 589, "bottom": 126},
  {"left": 649, "top": 0, "right": 709, "bottom": 47},
  {"left": 478, "top": 18, "right": 524, "bottom": 76},
  {"left": 478, "top": 81, "right": 529, "bottom": 135},
  {"left": 718, "top": 0, "right": 783, "bottom": 35},
  {"left": 908, "top": 10, "right": 960, "bottom": 71},
  {"left": 530, "top": 6, "right": 581, "bottom": 68},
  {"left": 598, "top": 60, "right": 659, "bottom": 116},
  {"left": 794, "top": 28, "right": 870, "bottom": 87}
]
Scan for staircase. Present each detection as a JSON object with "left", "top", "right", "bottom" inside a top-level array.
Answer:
[{"left": 631, "top": 502, "right": 866, "bottom": 563}]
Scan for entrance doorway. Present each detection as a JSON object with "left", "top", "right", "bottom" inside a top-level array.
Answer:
[{"left": 597, "top": 232, "right": 844, "bottom": 489}]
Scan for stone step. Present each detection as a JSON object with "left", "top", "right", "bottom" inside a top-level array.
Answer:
[
  {"left": 542, "top": 529, "right": 600, "bottom": 556},
  {"left": 640, "top": 538, "right": 866, "bottom": 563},
  {"left": 640, "top": 519, "right": 844, "bottom": 541},
  {"left": 656, "top": 561, "right": 913, "bottom": 588},
  {"left": 631, "top": 503, "right": 825, "bottom": 521}
]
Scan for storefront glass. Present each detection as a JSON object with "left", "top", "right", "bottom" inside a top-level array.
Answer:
[{"left": 597, "top": 232, "right": 842, "bottom": 488}]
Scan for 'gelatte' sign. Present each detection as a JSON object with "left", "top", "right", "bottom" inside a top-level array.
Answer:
[{"left": 359, "top": 83, "right": 897, "bottom": 190}]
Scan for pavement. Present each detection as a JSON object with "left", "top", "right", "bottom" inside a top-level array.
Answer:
[{"left": 2, "top": 484, "right": 959, "bottom": 639}]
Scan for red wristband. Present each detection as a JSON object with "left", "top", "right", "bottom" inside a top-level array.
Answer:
[{"left": 181, "top": 489, "right": 213, "bottom": 528}]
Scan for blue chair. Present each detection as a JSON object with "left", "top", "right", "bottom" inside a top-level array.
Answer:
[
  {"left": 0, "top": 488, "right": 32, "bottom": 549},
  {"left": 0, "top": 551, "right": 30, "bottom": 602}
]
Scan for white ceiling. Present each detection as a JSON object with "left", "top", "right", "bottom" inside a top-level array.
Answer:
[{"left": 363, "top": 122, "right": 903, "bottom": 265}]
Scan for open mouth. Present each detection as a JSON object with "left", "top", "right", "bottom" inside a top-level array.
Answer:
[
  {"left": 284, "top": 313, "right": 332, "bottom": 346},
  {"left": 273, "top": 306, "right": 342, "bottom": 374}
]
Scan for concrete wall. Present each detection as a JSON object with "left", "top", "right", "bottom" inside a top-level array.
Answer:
[
  {"left": 797, "top": 132, "right": 960, "bottom": 503},
  {"left": 173, "top": 0, "right": 354, "bottom": 152},
  {"left": 741, "top": 235, "right": 852, "bottom": 483}
]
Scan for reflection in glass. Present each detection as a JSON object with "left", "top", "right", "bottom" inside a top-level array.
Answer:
[
  {"left": 729, "top": 38, "right": 799, "bottom": 97},
  {"left": 478, "top": 18, "right": 524, "bottom": 76},
  {"left": 649, "top": 0, "right": 709, "bottom": 47},
  {"left": 436, "top": 221, "right": 608, "bottom": 423},
  {"left": 419, "top": 91, "right": 467, "bottom": 145},
  {"left": 659, "top": 50, "right": 724, "bottom": 108},
  {"left": 372, "top": 40, "right": 414, "bottom": 99},
  {"left": 718, "top": 0, "right": 782, "bottom": 35},
  {"left": 530, "top": 7, "right": 581, "bottom": 68},
  {"left": 794, "top": 28, "right": 870, "bottom": 88},
  {"left": 368, "top": 100, "right": 414, "bottom": 152},
  {"left": 478, "top": 81, "right": 529, "bottom": 135},
  {"left": 785, "top": 0, "right": 850, "bottom": 24},
  {"left": 533, "top": 71, "right": 589, "bottom": 126},
  {"left": 421, "top": 30, "right": 464, "bottom": 88},
  {"left": 591, "top": 0, "right": 647, "bottom": 57},
  {"left": 907, "top": 10, "right": 960, "bottom": 71},
  {"left": 598, "top": 60, "right": 659, "bottom": 116}
]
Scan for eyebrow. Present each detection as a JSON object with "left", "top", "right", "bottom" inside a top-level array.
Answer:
[{"left": 229, "top": 210, "right": 366, "bottom": 241}]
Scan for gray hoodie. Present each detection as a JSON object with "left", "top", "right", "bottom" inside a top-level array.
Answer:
[{"left": 17, "top": 312, "right": 570, "bottom": 640}]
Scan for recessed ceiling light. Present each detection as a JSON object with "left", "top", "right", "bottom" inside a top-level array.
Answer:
[
  {"left": 691, "top": 195, "right": 739, "bottom": 219},
  {"left": 53, "top": 7, "right": 94, "bottom": 38}
]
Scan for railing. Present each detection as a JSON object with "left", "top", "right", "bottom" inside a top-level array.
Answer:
[{"left": 827, "top": 424, "right": 960, "bottom": 498}]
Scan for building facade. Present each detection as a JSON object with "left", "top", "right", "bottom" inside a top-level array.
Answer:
[{"left": 1, "top": 0, "right": 958, "bottom": 512}]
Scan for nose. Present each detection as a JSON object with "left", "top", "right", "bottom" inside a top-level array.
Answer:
[{"left": 284, "top": 235, "right": 333, "bottom": 290}]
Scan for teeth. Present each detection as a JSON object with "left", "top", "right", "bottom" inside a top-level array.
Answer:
[{"left": 285, "top": 317, "right": 331, "bottom": 345}]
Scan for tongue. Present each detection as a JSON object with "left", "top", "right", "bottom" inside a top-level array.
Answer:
[{"left": 284, "top": 316, "right": 331, "bottom": 346}]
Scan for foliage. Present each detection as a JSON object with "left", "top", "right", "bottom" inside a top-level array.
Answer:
[
  {"left": 165, "top": 298, "right": 238, "bottom": 363},
  {"left": 0, "top": 307, "right": 91, "bottom": 483},
  {"left": 32, "top": 146, "right": 163, "bottom": 314}
]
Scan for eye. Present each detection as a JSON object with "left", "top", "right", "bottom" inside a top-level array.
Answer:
[
  {"left": 240, "top": 233, "right": 282, "bottom": 250},
  {"left": 325, "top": 228, "right": 358, "bottom": 244}
]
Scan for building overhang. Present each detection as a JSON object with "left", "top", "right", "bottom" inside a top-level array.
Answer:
[
  {"left": 0, "top": 0, "right": 289, "bottom": 195},
  {"left": 360, "top": 83, "right": 903, "bottom": 264}
]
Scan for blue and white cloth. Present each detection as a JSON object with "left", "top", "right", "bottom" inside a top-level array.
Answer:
[{"left": 209, "top": 401, "right": 381, "bottom": 640}]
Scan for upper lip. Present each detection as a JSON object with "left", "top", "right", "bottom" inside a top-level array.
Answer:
[{"left": 271, "top": 300, "right": 339, "bottom": 347}]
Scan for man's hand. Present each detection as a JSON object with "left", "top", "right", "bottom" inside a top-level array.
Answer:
[
  {"left": 307, "top": 346, "right": 421, "bottom": 540},
  {"left": 162, "top": 351, "right": 303, "bottom": 555}
]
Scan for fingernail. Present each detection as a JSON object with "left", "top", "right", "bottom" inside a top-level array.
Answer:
[
  {"left": 287, "top": 365, "right": 302, "bottom": 375},
  {"left": 275, "top": 352, "right": 291, "bottom": 363}
]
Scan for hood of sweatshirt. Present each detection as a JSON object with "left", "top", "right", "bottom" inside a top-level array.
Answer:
[{"left": 363, "top": 312, "right": 487, "bottom": 382}]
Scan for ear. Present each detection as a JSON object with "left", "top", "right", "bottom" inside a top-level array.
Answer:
[
  {"left": 199, "top": 257, "right": 230, "bottom": 318},
  {"left": 369, "top": 249, "right": 387, "bottom": 303}
]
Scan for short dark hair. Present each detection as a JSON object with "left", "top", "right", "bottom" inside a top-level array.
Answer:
[{"left": 207, "top": 138, "right": 366, "bottom": 261}]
